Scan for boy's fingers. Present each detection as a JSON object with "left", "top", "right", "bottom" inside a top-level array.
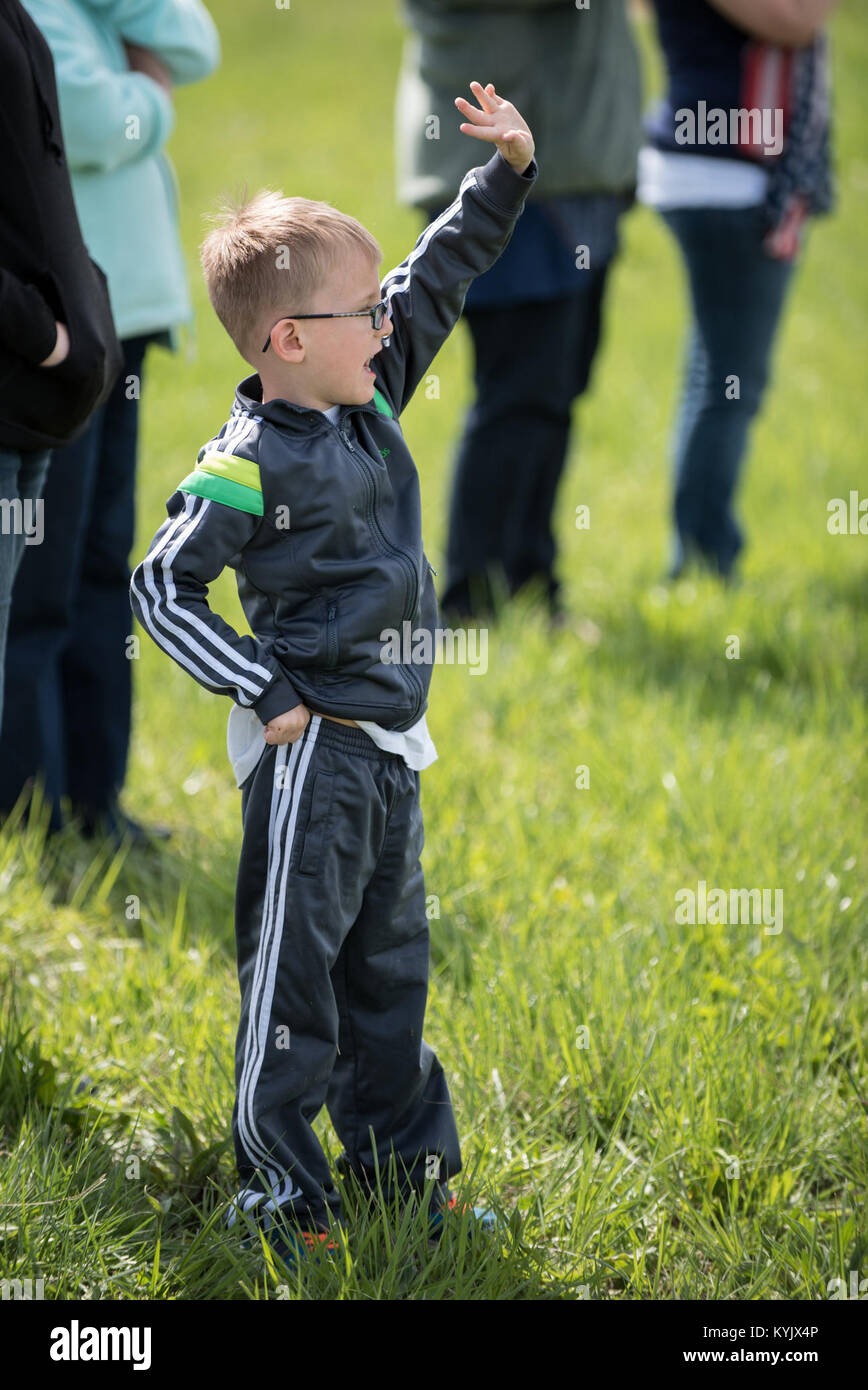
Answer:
[
  {"left": 468, "top": 79, "right": 499, "bottom": 112},
  {"left": 459, "top": 117, "right": 530, "bottom": 144},
  {"left": 455, "top": 96, "right": 493, "bottom": 124}
]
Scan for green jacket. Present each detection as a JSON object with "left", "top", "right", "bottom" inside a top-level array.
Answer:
[{"left": 396, "top": 0, "right": 641, "bottom": 206}]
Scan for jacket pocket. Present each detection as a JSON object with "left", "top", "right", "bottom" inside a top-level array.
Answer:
[
  {"left": 326, "top": 600, "right": 339, "bottom": 668},
  {"left": 297, "top": 771, "right": 335, "bottom": 876},
  {"left": 50, "top": 258, "right": 121, "bottom": 406},
  {"left": 12, "top": 259, "right": 122, "bottom": 445}
]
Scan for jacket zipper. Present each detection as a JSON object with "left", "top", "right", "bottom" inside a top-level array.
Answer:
[
  {"left": 333, "top": 422, "right": 424, "bottom": 711},
  {"left": 326, "top": 603, "right": 338, "bottom": 666},
  {"left": 337, "top": 423, "right": 420, "bottom": 617}
]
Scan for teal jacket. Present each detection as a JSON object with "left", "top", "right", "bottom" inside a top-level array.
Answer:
[
  {"left": 23, "top": 0, "right": 220, "bottom": 341},
  {"left": 397, "top": 0, "right": 641, "bottom": 206}
]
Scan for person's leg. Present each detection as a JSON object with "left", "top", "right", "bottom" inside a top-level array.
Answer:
[
  {"left": 0, "top": 427, "right": 101, "bottom": 828},
  {"left": 504, "top": 265, "right": 610, "bottom": 609},
  {"left": 0, "top": 448, "right": 50, "bottom": 743},
  {"left": 440, "top": 302, "right": 523, "bottom": 617},
  {"left": 231, "top": 721, "right": 344, "bottom": 1231},
  {"left": 63, "top": 337, "right": 149, "bottom": 821},
  {"left": 326, "top": 763, "right": 461, "bottom": 1206},
  {"left": 662, "top": 206, "right": 797, "bottom": 576},
  {"left": 441, "top": 279, "right": 611, "bottom": 618},
  {"left": 231, "top": 719, "right": 395, "bottom": 1231}
]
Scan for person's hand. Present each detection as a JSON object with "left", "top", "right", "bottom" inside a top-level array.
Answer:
[
  {"left": 454, "top": 81, "right": 535, "bottom": 174},
  {"left": 124, "top": 40, "right": 172, "bottom": 95},
  {"left": 763, "top": 196, "right": 809, "bottom": 261},
  {"left": 263, "top": 703, "right": 311, "bottom": 745},
  {"left": 39, "top": 321, "right": 70, "bottom": 367}
]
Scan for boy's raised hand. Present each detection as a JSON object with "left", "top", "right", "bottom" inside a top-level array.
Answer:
[{"left": 455, "top": 81, "right": 535, "bottom": 174}]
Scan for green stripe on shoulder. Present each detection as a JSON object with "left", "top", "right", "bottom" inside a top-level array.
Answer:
[
  {"left": 373, "top": 387, "right": 393, "bottom": 419},
  {"left": 178, "top": 471, "right": 264, "bottom": 516},
  {"left": 196, "top": 451, "right": 262, "bottom": 493},
  {"left": 178, "top": 449, "right": 263, "bottom": 516}
]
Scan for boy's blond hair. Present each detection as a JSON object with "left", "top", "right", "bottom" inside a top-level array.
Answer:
[{"left": 201, "top": 189, "right": 383, "bottom": 363}]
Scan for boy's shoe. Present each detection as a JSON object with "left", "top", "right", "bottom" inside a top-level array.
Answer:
[
  {"left": 427, "top": 1192, "right": 500, "bottom": 1240},
  {"left": 235, "top": 1202, "right": 341, "bottom": 1271},
  {"left": 334, "top": 1159, "right": 499, "bottom": 1243},
  {"left": 267, "top": 1226, "right": 340, "bottom": 1271}
]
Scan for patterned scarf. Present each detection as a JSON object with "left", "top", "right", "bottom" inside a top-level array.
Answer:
[{"left": 763, "top": 33, "right": 834, "bottom": 257}]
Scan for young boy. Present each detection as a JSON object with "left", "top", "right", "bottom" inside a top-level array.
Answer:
[{"left": 130, "top": 82, "right": 536, "bottom": 1259}]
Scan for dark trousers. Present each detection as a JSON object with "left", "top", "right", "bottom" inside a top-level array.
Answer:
[
  {"left": 230, "top": 715, "right": 460, "bottom": 1231},
  {"left": 441, "top": 272, "right": 609, "bottom": 617},
  {"left": 662, "top": 206, "right": 797, "bottom": 576},
  {"left": 0, "top": 448, "right": 50, "bottom": 739},
  {"left": 0, "top": 337, "right": 149, "bottom": 829}
]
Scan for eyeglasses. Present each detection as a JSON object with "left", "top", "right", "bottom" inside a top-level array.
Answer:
[{"left": 262, "top": 300, "right": 389, "bottom": 353}]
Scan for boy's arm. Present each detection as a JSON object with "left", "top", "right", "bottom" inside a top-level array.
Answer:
[
  {"left": 377, "top": 82, "right": 537, "bottom": 415},
  {"left": 130, "top": 480, "right": 301, "bottom": 724}
]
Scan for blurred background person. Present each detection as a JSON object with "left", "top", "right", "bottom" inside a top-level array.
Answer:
[
  {"left": 0, "top": 0, "right": 120, "bottom": 752},
  {"left": 638, "top": 0, "right": 838, "bottom": 581},
  {"left": 396, "top": 0, "right": 641, "bottom": 622},
  {"left": 0, "top": 0, "right": 219, "bottom": 843}
]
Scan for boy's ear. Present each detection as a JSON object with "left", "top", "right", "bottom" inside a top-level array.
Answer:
[{"left": 271, "top": 318, "right": 306, "bottom": 364}]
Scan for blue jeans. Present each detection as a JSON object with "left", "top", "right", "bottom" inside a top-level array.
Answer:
[
  {"left": 0, "top": 448, "right": 50, "bottom": 741},
  {"left": 662, "top": 205, "right": 797, "bottom": 576},
  {"left": 0, "top": 337, "right": 150, "bottom": 829}
]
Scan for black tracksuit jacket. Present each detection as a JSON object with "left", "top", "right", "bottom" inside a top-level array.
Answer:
[{"left": 131, "top": 151, "right": 537, "bottom": 730}]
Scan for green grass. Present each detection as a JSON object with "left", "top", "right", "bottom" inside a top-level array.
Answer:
[{"left": 1, "top": 0, "right": 866, "bottom": 1300}]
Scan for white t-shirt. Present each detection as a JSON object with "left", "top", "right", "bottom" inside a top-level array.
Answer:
[
  {"left": 226, "top": 402, "right": 438, "bottom": 787},
  {"left": 637, "top": 147, "right": 769, "bottom": 211}
]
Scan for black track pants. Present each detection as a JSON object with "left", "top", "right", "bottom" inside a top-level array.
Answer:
[{"left": 230, "top": 714, "right": 461, "bottom": 1230}]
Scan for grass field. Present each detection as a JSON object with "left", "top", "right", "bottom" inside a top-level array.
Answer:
[{"left": 1, "top": 0, "right": 865, "bottom": 1300}]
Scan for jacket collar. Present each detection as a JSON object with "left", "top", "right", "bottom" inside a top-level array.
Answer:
[{"left": 235, "top": 374, "right": 380, "bottom": 432}]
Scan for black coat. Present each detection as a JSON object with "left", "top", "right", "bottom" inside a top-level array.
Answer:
[{"left": 0, "top": 0, "right": 121, "bottom": 451}]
